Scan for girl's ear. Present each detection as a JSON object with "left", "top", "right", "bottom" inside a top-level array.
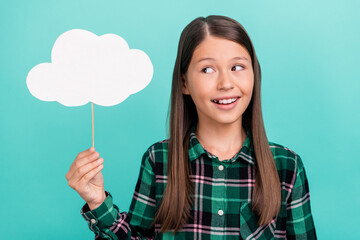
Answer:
[{"left": 182, "top": 74, "right": 190, "bottom": 95}]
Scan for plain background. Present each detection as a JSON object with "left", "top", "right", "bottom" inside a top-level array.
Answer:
[{"left": 1, "top": 0, "right": 359, "bottom": 239}]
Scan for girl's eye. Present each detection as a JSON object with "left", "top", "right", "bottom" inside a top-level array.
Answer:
[
  {"left": 201, "top": 67, "right": 215, "bottom": 74},
  {"left": 231, "top": 65, "right": 244, "bottom": 71}
]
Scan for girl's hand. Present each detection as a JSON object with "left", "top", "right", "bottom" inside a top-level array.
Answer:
[{"left": 65, "top": 147, "right": 106, "bottom": 210}]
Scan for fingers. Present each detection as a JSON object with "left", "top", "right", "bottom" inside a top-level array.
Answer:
[
  {"left": 66, "top": 149, "right": 100, "bottom": 180},
  {"left": 67, "top": 157, "right": 104, "bottom": 190},
  {"left": 74, "top": 163, "right": 104, "bottom": 197},
  {"left": 77, "top": 147, "right": 95, "bottom": 159}
]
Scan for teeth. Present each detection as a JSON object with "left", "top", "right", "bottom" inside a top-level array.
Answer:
[{"left": 216, "top": 98, "right": 237, "bottom": 104}]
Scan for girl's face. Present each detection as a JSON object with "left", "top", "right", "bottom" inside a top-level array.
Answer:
[{"left": 182, "top": 35, "right": 254, "bottom": 127}]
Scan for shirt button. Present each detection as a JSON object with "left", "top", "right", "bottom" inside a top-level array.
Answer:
[
  {"left": 90, "top": 219, "right": 96, "bottom": 224},
  {"left": 218, "top": 165, "right": 224, "bottom": 171},
  {"left": 218, "top": 209, "right": 224, "bottom": 216}
]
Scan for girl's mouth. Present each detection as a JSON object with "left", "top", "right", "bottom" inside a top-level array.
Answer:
[
  {"left": 211, "top": 97, "right": 240, "bottom": 110},
  {"left": 211, "top": 97, "right": 240, "bottom": 105}
]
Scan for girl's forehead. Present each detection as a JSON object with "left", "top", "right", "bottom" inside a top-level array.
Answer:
[{"left": 191, "top": 36, "right": 251, "bottom": 63}]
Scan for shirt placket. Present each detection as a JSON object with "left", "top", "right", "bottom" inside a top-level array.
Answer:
[{"left": 212, "top": 156, "right": 230, "bottom": 239}]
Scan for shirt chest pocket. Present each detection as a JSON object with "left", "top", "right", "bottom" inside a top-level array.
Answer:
[{"left": 239, "top": 201, "right": 285, "bottom": 240}]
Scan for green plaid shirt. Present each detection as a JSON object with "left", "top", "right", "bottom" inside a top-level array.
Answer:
[{"left": 81, "top": 125, "right": 317, "bottom": 239}]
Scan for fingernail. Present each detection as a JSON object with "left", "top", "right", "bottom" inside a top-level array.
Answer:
[{"left": 90, "top": 147, "right": 95, "bottom": 152}]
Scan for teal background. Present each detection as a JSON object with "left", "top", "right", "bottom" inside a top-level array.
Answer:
[{"left": 1, "top": 0, "right": 359, "bottom": 239}]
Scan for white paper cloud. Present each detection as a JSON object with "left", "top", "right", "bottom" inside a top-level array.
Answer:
[{"left": 26, "top": 29, "right": 153, "bottom": 107}]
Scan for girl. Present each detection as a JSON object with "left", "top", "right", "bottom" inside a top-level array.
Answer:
[{"left": 66, "top": 15, "right": 317, "bottom": 239}]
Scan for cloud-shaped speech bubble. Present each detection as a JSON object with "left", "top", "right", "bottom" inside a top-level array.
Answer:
[{"left": 26, "top": 29, "right": 153, "bottom": 107}]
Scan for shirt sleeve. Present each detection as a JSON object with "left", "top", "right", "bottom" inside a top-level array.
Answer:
[
  {"left": 286, "top": 154, "right": 317, "bottom": 239},
  {"left": 80, "top": 147, "right": 157, "bottom": 240}
]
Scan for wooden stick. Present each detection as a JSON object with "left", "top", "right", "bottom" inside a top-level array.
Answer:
[{"left": 92, "top": 102, "right": 94, "bottom": 148}]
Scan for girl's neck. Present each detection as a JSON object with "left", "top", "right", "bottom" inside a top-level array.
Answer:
[{"left": 195, "top": 120, "right": 247, "bottom": 160}]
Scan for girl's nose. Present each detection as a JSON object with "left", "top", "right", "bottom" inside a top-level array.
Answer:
[{"left": 217, "top": 71, "right": 234, "bottom": 90}]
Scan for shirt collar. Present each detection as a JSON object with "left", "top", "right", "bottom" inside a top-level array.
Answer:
[{"left": 188, "top": 124, "right": 255, "bottom": 165}]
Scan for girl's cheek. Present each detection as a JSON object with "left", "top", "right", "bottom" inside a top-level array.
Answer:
[{"left": 239, "top": 81, "right": 254, "bottom": 95}]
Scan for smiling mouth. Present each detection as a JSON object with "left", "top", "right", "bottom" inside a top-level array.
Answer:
[{"left": 211, "top": 97, "right": 240, "bottom": 105}]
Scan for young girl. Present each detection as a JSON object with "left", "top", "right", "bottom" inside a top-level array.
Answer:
[{"left": 66, "top": 15, "right": 317, "bottom": 239}]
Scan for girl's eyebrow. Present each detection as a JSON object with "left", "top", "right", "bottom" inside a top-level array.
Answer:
[{"left": 197, "top": 56, "right": 250, "bottom": 63}]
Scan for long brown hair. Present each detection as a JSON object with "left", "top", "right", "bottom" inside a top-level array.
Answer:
[{"left": 153, "top": 15, "right": 281, "bottom": 234}]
